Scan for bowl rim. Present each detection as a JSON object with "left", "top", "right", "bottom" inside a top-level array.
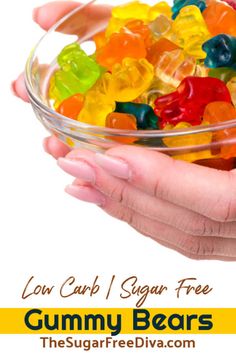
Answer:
[{"left": 24, "top": 0, "right": 236, "bottom": 139}]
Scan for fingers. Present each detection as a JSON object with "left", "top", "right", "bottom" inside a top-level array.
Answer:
[
  {"left": 43, "top": 136, "right": 71, "bottom": 159},
  {"left": 12, "top": 73, "right": 29, "bottom": 102},
  {"left": 13, "top": 1, "right": 112, "bottom": 102},
  {"left": 13, "top": 2, "right": 80, "bottom": 101},
  {"left": 57, "top": 149, "right": 236, "bottom": 238},
  {"left": 129, "top": 213, "right": 236, "bottom": 261},
  {"left": 34, "top": 1, "right": 112, "bottom": 37},
  {"left": 94, "top": 146, "right": 236, "bottom": 223},
  {"left": 64, "top": 182, "right": 236, "bottom": 261},
  {"left": 66, "top": 184, "right": 106, "bottom": 206},
  {"left": 56, "top": 1, "right": 112, "bottom": 36},
  {"left": 33, "top": 1, "right": 80, "bottom": 31},
  {"left": 13, "top": 1, "right": 112, "bottom": 101}
]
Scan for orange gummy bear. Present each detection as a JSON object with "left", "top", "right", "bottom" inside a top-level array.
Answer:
[
  {"left": 93, "top": 31, "right": 107, "bottom": 51},
  {"left": 122, "top": 20, "right": 153, "bottom": 48},
  {"left": 96, "top": 32, "right": 146, "bottom": 71},
  {"left": 203, "top": 101, "right": 236, "bottom": 159},
  {"left": 203, "top": 1, "right": 236, "bottom": 36},
  {"left": 56, "top": 93, "right": 84, "bottom": 120},
  {"left": 146, "top": 38, "right": 179, "bottom": 66},
  {"left": 106, "top": 112, "right": 137, "bottom": 144},
  {"left": 203, "top": 101, "right": 236, "bottom": 125}
]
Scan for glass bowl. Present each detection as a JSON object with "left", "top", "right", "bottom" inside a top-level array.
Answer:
[{"left": 25, "top": 0, "right": 236, "bottom": 170}]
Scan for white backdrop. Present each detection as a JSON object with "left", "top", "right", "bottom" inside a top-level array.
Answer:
[{"left": 0, "top": 0, "right": 236, "bottom": 352}]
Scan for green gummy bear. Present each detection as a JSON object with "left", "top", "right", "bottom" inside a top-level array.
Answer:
[
  {"left": 50, "top": 43, "right": 103, "bottom": 105},
  {"left": 208, "top": 67, "right": 236, "bottom": 83}
]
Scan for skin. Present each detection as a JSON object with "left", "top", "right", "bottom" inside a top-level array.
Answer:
[{"left": 13, "top": 1, "right": 236, "bottom": 261}]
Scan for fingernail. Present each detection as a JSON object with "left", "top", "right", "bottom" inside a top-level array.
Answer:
[
  {"left": 95, "top": 153, "right": 131, "bottom": 180},
  {"left": 65, "top": 185, "right": 106, "bottom": 206},
  {"left": 58, "top": 158, "right": 96, "bottom": 183},
  {"left": 33, "top": 7, "right": 40, "bottom": 22},
  {"left": 72, "top": 179, "right": 91, "bottom": 187}
]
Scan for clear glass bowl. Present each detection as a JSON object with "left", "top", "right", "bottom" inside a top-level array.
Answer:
[{"left": 25, "top": 0, "right": 236, "bottom": 170}]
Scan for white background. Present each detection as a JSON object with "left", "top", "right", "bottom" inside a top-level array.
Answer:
[{"left": 0, "top": 0, "right": 236, "bottom": 352}]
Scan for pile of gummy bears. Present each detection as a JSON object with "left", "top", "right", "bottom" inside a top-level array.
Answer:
[{"left": 49, "top": 0, "right": 236, "bottom": 161}]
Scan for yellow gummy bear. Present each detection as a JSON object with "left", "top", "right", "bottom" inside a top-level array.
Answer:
[
  {"left": 103, "top": 57, "right": 154, "bottom": 102},
  {"left": 163, "top": 122, "right": 213, "bottom": 162},
  {"left": 112, "top": 1, "right": 150, "bottom": 22},
  {"left": 172, "top": 5, "right": 210, "bottom": 59},
  {"left": 148, "top": 2, "right": 172, "bottom": 21},
  {"left": 78, "top": 79, "right": 116, "bottom": 127},
  {"left": 227, "top": 77, "right": 236, "bottom": 108},
  {"left": 105, "top": 17, "right": 131, "bottom": 38},
  {"left": 49, "top": 76, "right": 62, "bottom": 109},
  {"left": 65, "top": 137, "right": 76, "bottom": 148}
]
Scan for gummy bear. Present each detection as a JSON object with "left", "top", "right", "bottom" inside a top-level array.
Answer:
[
  {"left": 78, "top": 79, "right": 115, "bottom": 126},
  {"left": 203, "top": 101, "right": 236, "bottom": 159},
  {"left": 155, "top": 49, "right": 196, "bottom": 88},
  {"left": 93, "top": 31, "right": 107, "bottom": 51},
  {"left": 49, "top": 43, "right": 102, "bottom": 107},
  {"left": 102, "top": 58, "right": 154, "bottom": 102},
  {"left": 203, "top": 34, "right": 236, "bottom": 69},
  {"left": 208, "top": 67, "right": 236, "bottom": 83},
  {"left": 203, "top": 1, "right": 236, "bottom": 37},
  {"left": 220, "top": 130, "right": 236, "bottom": 159},
  {"left": 106, "top": 17, "right": 131, "bottom": 38},
  {"left": 163, "top": 122, "right": 213, "bottom": 162},
  {"left": 49, "top": 74, "right": 75, "bottom": 109},
  {"left": 112, "top": 0, "right": 172, "bottom": 23},
  {"left": 227, "top": 77, "right": 236, "bottom": 107},
  {"left": 106, "top": 112, "right": 137, "bottom": 144},
  {"left": 57, "top": 93, "right": 84, "bottom": 120},
  {"left": 172, "top": 0, "right": 206, "bottom": 19},
  {"left": 112, "top": 1, "right": 150, "bottom": 22},
  {"left": 172, "top": 5, "right": 210, "bottom": 59},
  {"left": 154, "top": 77, "right": 232, "bottom": 127},
  {"left": 116, "top": 102, "right": 158, "bottom": 129},
  {"left": 149, "top": 15, "right": 173, "bottom": 40},
  {"left": 122, "top": 20, "right": 153, "bottom": 48},
  {"left": 203, "top": 101, "right": 236, "bottom": 124},
  {"left": 149, "top": 2, "right": 172, "bottom": 21},
  {"left": 96, "top": 31, "right": 146, "bottom": 71},
  {"left": 106, "top": 112, "right": 137, "bottom": 130},
  {"left": 139, "top": 78, "right": 176, "bottom": 107},
  {"left": 147, "top": 38, "right": 179, "bottom": 66}
]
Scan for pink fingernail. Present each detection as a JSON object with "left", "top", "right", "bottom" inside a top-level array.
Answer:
[
  {"left": 65, "top": 185, "right": 106, "bottom": 206},
  {"left": 95, "top": 153, "right": 131, "bottom": 180},
  {"left": 72, "top": 179, "right": 90, "bottom": 187},
  {"left": 58, "top": 158, "right": 96, "bottom": 183}
]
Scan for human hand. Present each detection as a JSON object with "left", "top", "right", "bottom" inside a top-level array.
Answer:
[
  {"left": 12, "top": 0, "right": 112, "bottom": 158},
  {"left": 13, "top": 2, "right": 236, "bottom": 261},
  {"left": 54, "top": 146, "right": 236, "bottom": 261}
]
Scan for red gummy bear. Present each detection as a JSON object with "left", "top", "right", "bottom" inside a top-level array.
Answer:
[{"left": 154, "top": 77, "right": 232, "bottom": 127}]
